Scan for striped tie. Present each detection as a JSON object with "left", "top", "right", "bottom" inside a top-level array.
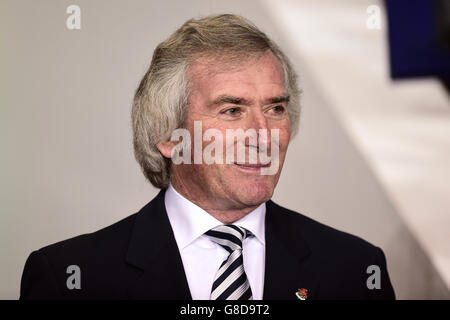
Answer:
[{"left": 205, "top": 224, "right": 253, "bottom": 300}]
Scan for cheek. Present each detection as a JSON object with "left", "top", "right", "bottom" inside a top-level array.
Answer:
[
  {"left": 281, "top": 121, "right": 291, "bottom": 144},
  {"left": 281, "top": 131, "right": 290, "bottom": 151},
  {"left": 273, "top": 124, "right": 290, "bottom": 152}
]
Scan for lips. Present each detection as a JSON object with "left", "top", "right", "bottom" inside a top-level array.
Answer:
[{"left": 233, "top": 162, "right": 271, "bottom": 169}]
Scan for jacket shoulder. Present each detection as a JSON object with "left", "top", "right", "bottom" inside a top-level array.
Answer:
[
  {"left": 268, "top": 200, "right": 380, "bottom": 262},
  {"left": 38, "top": 212, "right": 138, "bottom": 259},
  {"left": 20, "top": 213, "right": 139, "bottom": 299},
  {"left": 267, "top": 200, "right": 396, "bottom": 299}
]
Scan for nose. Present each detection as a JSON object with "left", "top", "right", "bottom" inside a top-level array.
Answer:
[
  {"left": 245, "top": 107, "right": 270, "bottom": 148},
  {"left": 247, "top": 107, "right": 268, "bottom": 132}
]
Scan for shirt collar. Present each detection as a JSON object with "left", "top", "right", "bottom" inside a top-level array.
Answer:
[{"left": 164, "top": 184, "right": 266, "bottom": 250}]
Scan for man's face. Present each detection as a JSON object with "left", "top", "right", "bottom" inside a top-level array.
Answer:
[{"left": 170, "top": 50, "right": 291, "bottom": 213}]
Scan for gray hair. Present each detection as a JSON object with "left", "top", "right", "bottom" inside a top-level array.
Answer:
[{"left": 131, "top": 14, "right": 301, "bottom": 189}]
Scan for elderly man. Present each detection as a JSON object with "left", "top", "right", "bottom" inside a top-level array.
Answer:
[{"left": 20, "top": 14, "right": 395, "bottom": 300}]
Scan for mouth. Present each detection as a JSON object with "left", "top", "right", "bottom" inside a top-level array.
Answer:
[{"left": 232, "top": 162, "right": 271, "bottom": 171}]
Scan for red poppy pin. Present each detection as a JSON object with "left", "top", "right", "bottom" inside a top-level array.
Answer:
[{"left": 295, "top": 288, "right": 308, "bottom": 300}]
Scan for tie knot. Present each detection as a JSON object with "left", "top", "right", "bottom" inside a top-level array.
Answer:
[{"left": 205, "top": 224, "right": 252, "bottom": 252}]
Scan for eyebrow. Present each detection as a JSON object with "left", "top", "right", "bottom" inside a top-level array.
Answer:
[
  {"left": 212, "top": 95, "right": 251, "bottom": 106},
  {"left": 266, "top": 94, "right": 290, "bottom": 104},
  {"left": 211, "top": 94, "right": 290, "bottom": 107}
]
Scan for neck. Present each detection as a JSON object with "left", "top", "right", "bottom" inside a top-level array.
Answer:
[{"left": 170, "top": 179, "right": 258, "bottom": 224}]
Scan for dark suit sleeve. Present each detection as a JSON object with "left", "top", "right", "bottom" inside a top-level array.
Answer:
[
  {"left": 368, "top": 247, "right": 396, "bottom": 300},
  {"left": 20, "top": 250, "right": 62, "bottom": 300}
]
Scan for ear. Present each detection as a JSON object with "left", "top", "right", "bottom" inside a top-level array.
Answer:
[{"left": 156, "top": 141, "right": 177, "bottom": 159}]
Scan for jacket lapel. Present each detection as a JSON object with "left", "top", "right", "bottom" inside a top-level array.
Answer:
[
  {"left": 263, "top": 200, "right": 319, "bottom": 300},
  {"left": 125, "top": 189, "right": 192, "bottom": 299}
]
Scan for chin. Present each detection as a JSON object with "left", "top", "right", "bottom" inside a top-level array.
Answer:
[{"left": 235, "top": 180, "right": 275, "bottom": 206}]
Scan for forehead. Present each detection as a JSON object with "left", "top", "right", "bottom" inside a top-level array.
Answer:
[{"left": 187, "top": 51, "right": 285, "bottom": 100}]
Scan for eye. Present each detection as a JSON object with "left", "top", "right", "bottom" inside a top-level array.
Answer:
[
  {"left": 221, "top": 107, "right": 242, "bottom": 116},
  {"left": 269, "top": 105, "right": 286, "bottom": 114}
]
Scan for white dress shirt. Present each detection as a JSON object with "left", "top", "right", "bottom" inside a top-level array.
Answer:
[{"left": 164, "top": 184, "right": 266, "bottom": 300}]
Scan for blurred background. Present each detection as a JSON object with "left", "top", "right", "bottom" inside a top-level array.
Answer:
[{"left": 1, "top": 0, "right": 449, "bottom": 299}]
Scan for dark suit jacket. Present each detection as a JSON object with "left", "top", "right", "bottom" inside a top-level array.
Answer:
[{"left": 20, "top": 189, "right": 395, "bottom": 300}]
